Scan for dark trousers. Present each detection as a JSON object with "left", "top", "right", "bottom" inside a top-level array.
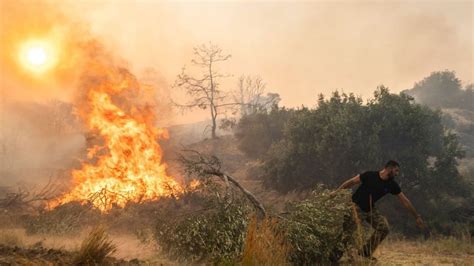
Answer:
[{"left": 342, "top": 204, "right": 390, "bottom": 257}]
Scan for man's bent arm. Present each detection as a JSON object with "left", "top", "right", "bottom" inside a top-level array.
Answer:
[{"left": 332, "top": 175, "right": 361, "bottom": 194}]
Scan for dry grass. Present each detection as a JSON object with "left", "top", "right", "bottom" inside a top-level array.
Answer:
[
  {"left": 341, "top": 215, "right": 474, "bottom": 265},
  {"left": 375, "top": 237, "right": 474, "bottom": 265},
  {"left": 0, "top": 229, "right": 24, "bottom": 247},
  {"left": 426, "top": 235, "right": 473, "bottom": 255},
  {"left": 73, "top": 226, "right": 117, "bottom": 265},
  {"left": 241, "top": 216, "right": 290, "bottom": 266}
]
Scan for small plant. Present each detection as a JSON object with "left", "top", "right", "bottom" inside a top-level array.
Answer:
[{"left": 73, "top": 226, "right": 117, "bottom": 265}]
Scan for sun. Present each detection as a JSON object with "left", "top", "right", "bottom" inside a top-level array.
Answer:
[
  {"left": 27, "top": 46, "right": 47, "bottom": 66},
  {"left": 18, "top": 39, "right": 57, "bottom": 74}
]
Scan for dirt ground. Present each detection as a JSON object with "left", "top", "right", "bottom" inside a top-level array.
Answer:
[
  {"left": 2, "top": 228, "right": 472, "bottom": 265},
  {"left": 0, "top": 228, "right": 176, "bottom": 265}
]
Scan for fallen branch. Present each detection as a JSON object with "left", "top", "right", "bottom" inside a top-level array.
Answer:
[{"left": 178, "top": 150, "right": 266, "bottom": 217}]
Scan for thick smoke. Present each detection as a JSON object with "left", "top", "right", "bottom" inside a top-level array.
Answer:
[{"left": 66, "top": 1, "right": 473, "bottom": 109}]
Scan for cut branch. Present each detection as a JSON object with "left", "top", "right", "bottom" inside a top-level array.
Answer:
[{"left": 178, "top": 150, "right": 266, "bottom": 217}]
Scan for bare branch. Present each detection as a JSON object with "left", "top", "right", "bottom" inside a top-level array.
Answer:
[
  {"left": 178, "top": 150, "right": 266, "bottom": 217},
  {"left": 0, "top": 178, "right": 61, "bottom": 212}
]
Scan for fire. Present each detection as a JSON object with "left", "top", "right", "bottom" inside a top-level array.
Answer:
[{"left": 50, "top": 59, "right": 183, "bottom": 212}]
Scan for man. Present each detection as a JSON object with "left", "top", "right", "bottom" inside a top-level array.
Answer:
[{"left": 332, "top": 160, "right": 425, "bottom": 260}]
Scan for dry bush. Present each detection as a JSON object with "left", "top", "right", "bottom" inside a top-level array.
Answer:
[
  {"left": 24, "top": 202, "right": 101, "bottom": 235},
  {"left": 73, "top": 226, "right": 117, "bottom": 265},
  {"left": 0, "top": 180, "right": 61, "bottom": 213},
  {"left": 241, "top": 216, "right": 290, "bottom": 266}
]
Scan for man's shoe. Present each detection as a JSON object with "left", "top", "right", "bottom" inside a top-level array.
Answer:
[
  {"left": 358, "top": 250, "right": 378, "bottom": 263},
  {"left": 367, "top": 256, "right": 378, "bottom": 262}
]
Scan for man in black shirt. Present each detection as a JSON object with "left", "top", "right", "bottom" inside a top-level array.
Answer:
[{"left": 332, "top": 160, "right": 425, "bottom": 259}]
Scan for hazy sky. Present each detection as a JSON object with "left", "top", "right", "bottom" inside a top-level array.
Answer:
[
  {"left": 2, "top": 0, "right": 473, "bottom": 124},
  {"left": 0, "top": 1, "right": 472, "bottom": 185},
  {"left": 67, "top": 1, "right": 473, "bottom": 102}
]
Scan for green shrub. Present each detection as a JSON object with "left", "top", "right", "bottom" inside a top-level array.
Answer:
[
  {"left": 155, "top": 182, "right": 252, "bottom": 263},
  {"left": 280, "top": 186, "right": 354, "bottom": 264},
  {"left": 235, "top": 107, "right": 293, "bottom": 159}
]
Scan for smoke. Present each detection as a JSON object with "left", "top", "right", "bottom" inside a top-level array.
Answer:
[
  {"left": 0, "top": 0, "right": 80, "bottom": 186},
  {"left": 0, "top": 101, "right": 84, "bottom": 186},
  {"left": 64, "top": 1, "right": 472, "bottom": 111},
  {"left": 0, "top": 0, "right": 173, "bottom": 186}
]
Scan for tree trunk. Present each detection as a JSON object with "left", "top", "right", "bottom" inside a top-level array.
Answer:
[
  {"left": 211, "top": 116, "right": 217, "bottom": 139},
  {"left": 211, "top": 107, "right": 217, "bottom": 139}
]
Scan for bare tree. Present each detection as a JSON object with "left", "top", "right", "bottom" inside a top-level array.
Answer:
[
  {"left": 234, "top": 75, "right": 281, "bottom": 116},
  {"left": 220, "top": 76, "right": 281, "bottom": 131},
  {"left": 173, "top": 43, "right": 234, "bottom": 139}
]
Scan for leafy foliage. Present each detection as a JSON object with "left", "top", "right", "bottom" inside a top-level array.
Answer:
[
  {"left": 155, "top": 182, "right": 356, "bottom": 264},
  {"left": 262, "top": 87, "right": 455, "bottom": 191},
  {"left": 263, "top": 91, "right": 377, "bottom": 190},
  {"left": 404, "top": 70, "right": 474, "bottom": 157},
  {"left": 154, "top": 182, "right": 252, "bottom": 263},
  {"left": 235, "top": 107, "right": 293, "bottom": 158},
  {"left": 281, "top": 186, "right": 353, "bottom": 264},
  {"left": 403, "top": 70, "right": 473, "bottom": 111}
]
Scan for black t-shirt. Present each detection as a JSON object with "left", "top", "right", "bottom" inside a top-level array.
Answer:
[{"left": 352, "top": 171, "right": 402, "bottom": 212}]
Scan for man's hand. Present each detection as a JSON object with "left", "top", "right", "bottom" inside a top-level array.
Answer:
[
  {"left": 328, "top": 190, "right": 338, "bottom": 198},
  {"left": 415, "top": 215, "right": 426, "bottom": 230}
]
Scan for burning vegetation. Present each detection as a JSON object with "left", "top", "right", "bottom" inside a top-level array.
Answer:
[{"left": 49, "top": 45, "right": 184, "bottom": 212}]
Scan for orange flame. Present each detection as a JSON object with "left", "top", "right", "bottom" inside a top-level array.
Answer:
[{"left": 50, "top": 59, "right": 182, "bottom": 212}]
